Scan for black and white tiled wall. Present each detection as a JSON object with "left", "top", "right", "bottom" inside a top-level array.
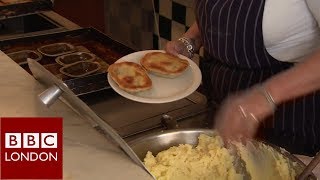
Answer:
[
  {"left": 104, "top": 0, "right": 199, "bottom": 61},
  {"left": 153, "top": 0, "right": 200, "bottom": 63},
  {"left": 153, "top": 0, "right": 195, "bottom": 49},
  {"left": 104, "top": 0, "right": 154, "bottom": 51}
]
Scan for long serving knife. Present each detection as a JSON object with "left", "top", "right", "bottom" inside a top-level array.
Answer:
[{"left": 27, "top": 59, "right": 155, "bottom": 179}]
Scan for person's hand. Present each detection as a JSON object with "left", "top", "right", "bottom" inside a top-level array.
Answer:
[
  {"left": 214, "top": 86, "right": 275, "bottom": 144},
  {"left": 165, "top": 39, "right": 192, "bottom": 58}
]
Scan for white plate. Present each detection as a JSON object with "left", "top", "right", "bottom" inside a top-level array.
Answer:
[{"left": 107, "top": 50, "right": 202, "bottom": 104}]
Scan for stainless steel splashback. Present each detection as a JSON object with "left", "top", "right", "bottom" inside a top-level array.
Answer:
[{"left": 80, "top": 89, "right": 208, "bottom": 139}]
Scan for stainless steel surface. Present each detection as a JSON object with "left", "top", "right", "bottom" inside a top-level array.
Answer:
[
  {"left": 0, "top": 13, "right": 66, "bottom": 41},
  {"left": 129, "top": 129, "right": 317, "bottom": 179},
  {"left": 298, "top": 151, "right": 320, "bottom": 180},
  {"left": 129, "top": 129, "right": 216, "bottom": 160},
  {"left": 28, "top": 59, "right": 154, "bottom": 179},
  {"left": 38, "top": 84, "right": 62, "bottom": 107},
  {"left": 0, "top": 10, "right": 80, "bottom": 41},
  {"left": 161, "top": 114, "right": 178, "bottom": 129},
  {"left": 83, "top": 91, "right": 208, "bottom": 139}
]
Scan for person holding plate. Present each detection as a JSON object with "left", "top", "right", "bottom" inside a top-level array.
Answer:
[{"left": 165, "top": 0, "right": 320, "bottom": 156}]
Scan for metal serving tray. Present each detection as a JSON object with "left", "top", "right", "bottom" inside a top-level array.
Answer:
[{"left": 0, "top": 27, "right": 134, "bottom": 96}]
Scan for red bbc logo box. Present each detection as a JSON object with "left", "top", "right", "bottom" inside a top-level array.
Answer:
[{"left": 1, "top": 117, "right": 63, "bottom": 179}]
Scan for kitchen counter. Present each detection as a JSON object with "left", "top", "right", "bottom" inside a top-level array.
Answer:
[
  {"left": 1, "top": 50, "right": 319, "bottom": 179},
  {"left": 0, "top": 50, "right": 152, "bottom": 180}
]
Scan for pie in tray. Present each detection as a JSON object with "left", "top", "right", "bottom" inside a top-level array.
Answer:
[
  {"left": 140, "top": 52, "right": 189, "bottom": 78},
  {"left": 108, "top": 62, "right": 152, "bottom": 93}
]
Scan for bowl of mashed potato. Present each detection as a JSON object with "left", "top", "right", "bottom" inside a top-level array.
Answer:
[{"left": 129, "top": 129, "right": 316, "bottom": 180}]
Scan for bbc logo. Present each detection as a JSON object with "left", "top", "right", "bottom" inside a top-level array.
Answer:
[{"left": 5, "top": 133, "right": 58, "bottom": 149}]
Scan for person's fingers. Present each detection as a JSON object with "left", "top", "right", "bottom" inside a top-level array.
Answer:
[
  {"left": 164, "top": 41, "right": 178, "bottom": 55},
  {"left": 218, "top": 119, "right": 240, "bottom": 145},
  {"left": 220, "top": 132, "right": 233, "bottom": 148},
  {"left": 214, "top": 89, "right": 271, "bottom": 147},
  {"left": 219, "top": 113, "right": 254, "bottom": 146},
  {"left": 245, "top": 115, "right": 259, "bottom": 137},
  {"left": 173, "top": 43, "right": 183, "bottom": 54},
  {"left": 214, "top": 95, "right": 262, "bottom": 146},
  {"left": 165, "top": 40, "right": 192, "bottom": 58},
  {"left": 236, "top": 134, "right": 247, "bottom": 145},
  {"left": 216, "top": 109, "right": 235, "bottom": 140},
  {"left": 241, "top": 130, "right": 253, "bottom": 145}
]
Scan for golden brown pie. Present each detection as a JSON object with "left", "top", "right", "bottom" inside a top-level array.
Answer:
[
  {"left": 140, "top": 52, "right": 189, "bottom": 78},
  {"left": 108, "top": 62, "right": 152, "bottom": 93}
]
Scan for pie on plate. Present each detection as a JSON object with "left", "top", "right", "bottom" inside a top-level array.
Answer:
[
  {"left": 140, "top": 52, "right": 189, "bottom": 78},
  {"left": 108, "top": 62, "right": 152, "bottom": 93}
]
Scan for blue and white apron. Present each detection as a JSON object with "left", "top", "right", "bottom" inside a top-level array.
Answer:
[{"left": 196, "top": 0, "right": 320, "bottom": 156}]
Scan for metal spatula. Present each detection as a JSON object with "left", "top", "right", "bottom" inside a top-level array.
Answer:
[
  {"left": 232, "top": 141, "right": 273, "bottom": 180},
  {"left": 297, "top": 151, "right": 320, "bottom": 180},
  {"left": 229, "top": 144, "right": 251, "bottom": 180}
]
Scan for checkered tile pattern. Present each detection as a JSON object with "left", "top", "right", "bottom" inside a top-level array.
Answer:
[
  {"left": 153, "top": 0, "right": 200, "bottom": 63},
  {"left": 153, "top": 0, "right": 195, "bottom": 48},
  {"left": 104, "top": 0, "right": 154, "bottom": 51},
  {"left": 103, "top": 0, "right": 200, "bottom": 62}
]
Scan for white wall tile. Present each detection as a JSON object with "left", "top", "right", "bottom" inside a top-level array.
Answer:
[
  {"left": 171, "top": 21, "right": 186, "bottom": 40},
  {"left": 159, "top": 37, "right": 169, "bottom": 50},
  {"left": 153, "top": 13, "right": 159, "bottom": 34},
  {"left": 173, "top": 0, "right": 194, "bottom": 7},
  {"left": 159, "top": 0, "right": 172, "bottom": 19},
  {"left": 186, "top": 7, "right": 195, "bottom": 27}
]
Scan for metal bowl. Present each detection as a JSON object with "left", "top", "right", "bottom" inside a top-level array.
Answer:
[{"left": 129, "top": 128, "right": 316, "bottom": 179}]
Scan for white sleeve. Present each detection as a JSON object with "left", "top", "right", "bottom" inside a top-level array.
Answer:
[{"left": 306, "top": 0, "right": 320, "bottom": 27}]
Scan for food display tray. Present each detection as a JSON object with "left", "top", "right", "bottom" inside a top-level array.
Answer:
[{"left": 0, "top": 27, "right": 135, "bottom": 96}]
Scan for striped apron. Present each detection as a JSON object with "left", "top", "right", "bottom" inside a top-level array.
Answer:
[{"left": 196, "top": 0, "right": 320, "bottom": 156}]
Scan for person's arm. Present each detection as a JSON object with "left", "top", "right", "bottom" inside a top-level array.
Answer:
[
  {"left": 214, "top": 49, "right": 320, "bottom": 142},
  {"left": 214, "top": 2, "right": 320, "bottom": 143},
  {"left": 265, "top": 49, "right": 320, "bottom": 106},
  {"left": 182, "top": 22, "right": 202, "bottom": 51},
  {"left": 165, "top": 22, "right": 202, "bottom": 58},
  {"left": 266, "top": 0, "right": 320, "bottom": 103}
]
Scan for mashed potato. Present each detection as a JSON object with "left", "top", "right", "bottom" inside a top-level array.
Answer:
[
  {"left": 144, "top": 134, "right": 297, "bottom": 180},
  {"left": 144, "top": 134, "right": 242, "bottom": 180},
  {"left": 236, "top": 142, "right": 297, "bottom": 180}
]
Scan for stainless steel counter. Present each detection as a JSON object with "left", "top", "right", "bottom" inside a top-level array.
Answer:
[{"left": 0, "top": 11, "right": 79, "bottom": 41}]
